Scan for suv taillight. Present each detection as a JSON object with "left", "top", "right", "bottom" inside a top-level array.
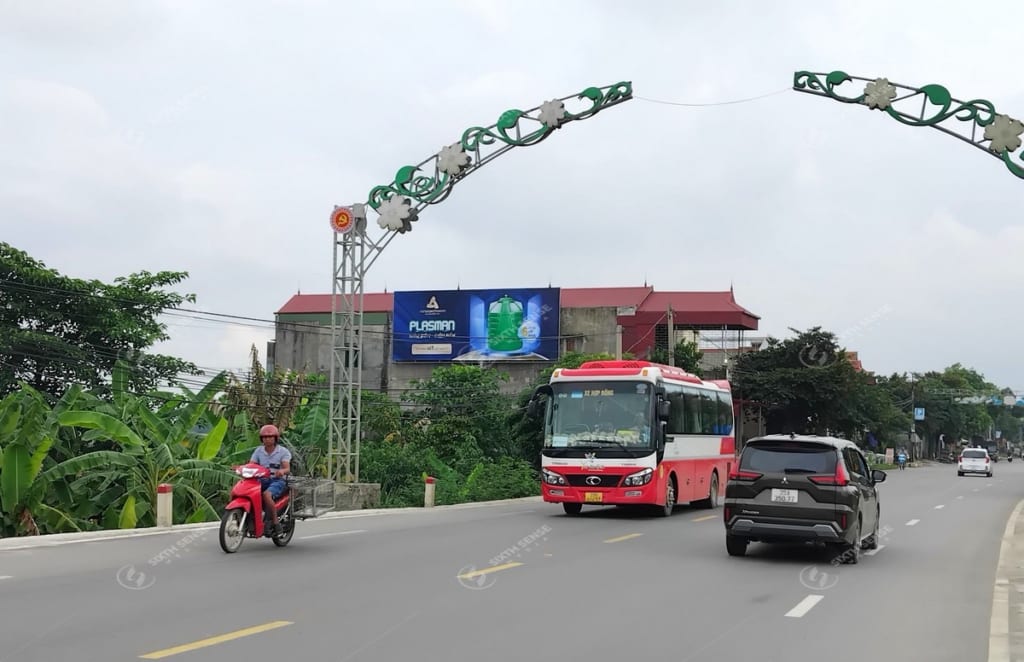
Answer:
[
  {"left": 808, "top": 461, "right": 850, "bottom": 487},
  {"left": 729, "top": 468, "right": 762, "bottom": 481}
]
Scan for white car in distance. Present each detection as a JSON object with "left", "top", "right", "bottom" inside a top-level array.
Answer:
[{"left": 958, "top": 448, "right": 993, "bottom": 477}]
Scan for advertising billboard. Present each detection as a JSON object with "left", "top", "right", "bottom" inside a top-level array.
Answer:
[{"left": 392, "top": 288, "right": 560, "bottom": 362}]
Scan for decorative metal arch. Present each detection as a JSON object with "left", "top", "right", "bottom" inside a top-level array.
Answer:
[
  {"left": 793, "top": 70, "right": 1024, "bottom": 180},
  {"left": 327, "top": 82, "right": 633, "bottom": 483}
]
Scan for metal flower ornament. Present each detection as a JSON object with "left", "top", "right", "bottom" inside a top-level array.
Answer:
[
  {"left": 355, "top": 81, "right": 632, "bottom": 238},
  {"left": 793, "top": 70, "right": 1024, "bottom": 181}
]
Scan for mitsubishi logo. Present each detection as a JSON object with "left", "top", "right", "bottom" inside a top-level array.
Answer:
[
  {"left": 585, "top": 476, "right": 601, "bottom": 486},
  {"left": 781, "top": 477, "right": 788, "bottom": 484}
]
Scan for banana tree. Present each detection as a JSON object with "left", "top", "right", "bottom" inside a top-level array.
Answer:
[
  {"left": 0, "top": 385, "right": 134, "bottom": 536},
  {"left": 55, "top": 366, "right": 238, "bottom": 527}
]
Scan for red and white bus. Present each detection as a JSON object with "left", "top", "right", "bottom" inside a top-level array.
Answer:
[{"left": 528, "top": 360, "right": 736, "bottom": 516}]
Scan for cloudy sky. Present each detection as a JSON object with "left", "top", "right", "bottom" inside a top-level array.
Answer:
[{"left": 3, "top": 0, "right": 1023, "bottom": 389}]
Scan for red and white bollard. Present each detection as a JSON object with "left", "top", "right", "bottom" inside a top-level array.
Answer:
[
  {"left": 157, "top": 483, "right": 173, "bottom": 527},
  {"left": 424, "top": 476, "right": 436, "bottom": 508}
]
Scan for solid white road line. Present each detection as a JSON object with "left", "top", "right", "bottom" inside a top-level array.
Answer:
[
  {"left": 298, "top": 530, "right": 367, "bottom": 540},
  {"left": 785, "top": 595, "right": 825, "bottom": 618},
  {"left": 863, "top": 544, "right": 886, "bottom": 557},
  {"left": 0, "top": 575, "right": 12, "bottom": 580},
  {"left": 906, "top": 519, "right": 920, "bottom": 526},
  {"left": 935, "top": 505, "right": 945, "bottom": 510}
]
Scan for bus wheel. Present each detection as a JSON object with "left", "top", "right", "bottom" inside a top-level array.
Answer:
[
  {"left": 694, "top": 472, "right": 719, "bottom": 509},
  {"left": 563, "top": 503, "right": 582, "bottom": 516},
  {"left": 657, "top": 476, "right": 676, "bottom": 517}
]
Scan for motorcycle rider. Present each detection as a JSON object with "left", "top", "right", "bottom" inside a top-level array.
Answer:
[{"left": 251, "top": 424, "right": 291, "bottom": 537}]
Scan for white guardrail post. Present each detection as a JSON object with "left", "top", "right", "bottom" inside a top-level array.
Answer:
[
  {"left": 424, "top": 476, "right": 435, "bottom": 508},
  {"left": 156, "top": 483, "right": 173, "bottom": 527}
]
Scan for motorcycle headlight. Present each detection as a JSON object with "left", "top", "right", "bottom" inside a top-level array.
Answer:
[
  {"left": 542, "top": 468, "right": 567, "bottom": 486},
  {"left": 622, "top": 468, "right": 654, "bottom": 486}
]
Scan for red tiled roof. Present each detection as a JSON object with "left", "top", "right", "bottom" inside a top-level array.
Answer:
[
  {"left": 277, "top": 293, "right": 394, "bottom": 314},
  {"left": 638, "top": 291, "right": 760, "bottom": 319},
  {"left": 559, "top": 286, "right": 652, "bottom": 308}
]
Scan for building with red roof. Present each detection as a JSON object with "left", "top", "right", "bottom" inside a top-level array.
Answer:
[{"left": 270, "top": 285, "right": 760, "bottom": 394}]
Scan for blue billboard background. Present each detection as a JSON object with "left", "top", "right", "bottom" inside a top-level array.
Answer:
[{"left": 392, "top": 288, "right": 560, "bottom": 362}]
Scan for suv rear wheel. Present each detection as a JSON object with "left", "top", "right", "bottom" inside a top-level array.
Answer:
[
  {"left": 839, "top": 518, "right": 861, "bottom": 564},
  {"left": 726, "top": 534, "right": 748, "bottom": 557},
  {"left": 862, "top": 509, "right": 879, "bottom": 550}
]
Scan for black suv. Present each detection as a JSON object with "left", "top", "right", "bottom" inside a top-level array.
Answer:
[{"left": 723, "top": 434, "right": 886, "bottom": 564}]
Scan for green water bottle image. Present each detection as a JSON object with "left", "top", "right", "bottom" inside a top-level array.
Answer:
[{"left": 487, "top": 295, "right": 524, "bottom": 352}]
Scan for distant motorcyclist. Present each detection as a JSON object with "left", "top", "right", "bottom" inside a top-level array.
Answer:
[
  {"left": 250, "top": 424, "right": 291, "bottom": 537},
  {"left": 896, "top": 450, "right": 907, "bottom": 470}
]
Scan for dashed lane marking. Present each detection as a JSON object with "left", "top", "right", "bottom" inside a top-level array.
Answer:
[
  {"left": 906, "top": 519, "right": 920, "bottom": 526},
  {"left": 935, "top": 505, "right": 945, "bottom": 510},
  {"left": 457, "top": 562, "right": 523, "bottom": 579},
  {"left": 139, "top": 621, "right": 293, "bottom": 659},
  {"left": 692, "top": 515, "right": 717, "bottom": 522},
  {"left": 785, "top": 595, "right": 824, "bottom": 618},
  {"left": 864, "top": 545, "right": 886, "bottom": 556},
  {"left": 603, "top": 533, "right": 643, "bottom": 544}
]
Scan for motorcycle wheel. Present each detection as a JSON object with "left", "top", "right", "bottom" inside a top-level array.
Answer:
[
  {"left": 272, "top": 518, "right": 295, "bottom": 547},
  {"left": 219, "top": 508, "right": 246, "bottom": 553}
]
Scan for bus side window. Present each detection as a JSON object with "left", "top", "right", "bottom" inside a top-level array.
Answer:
[
  {"left": 699, "top": 392, "right": 716, "bottom": 435},
  {"left": 666, "top": 385, "right": 686, "bottom": 435},
  {"left": 717, "top": 392, "right": 734, "bottom": 435},
  {"left": 683, "top": 387, "right": 701, "bottom": 434}
]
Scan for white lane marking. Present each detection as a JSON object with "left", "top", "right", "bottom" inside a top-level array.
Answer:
[
  {"left": 957, "top": 496, "right": 964, "bottom": 500},
  {"left": 298, "top": 529, "right": 366, "bottom": 540},
  {"left": 785, "top": 595, "right": 825, "bottom": 618},
  {"left": 0, "top": 575, "right": 11, "bottom": 580},
  {"left": 974, "top": 488, "right": 981, "bottom": 492},
  {"left": 863, "top": 544, "right": 885, "bottom": 556},
  {"left": 906, "top": 519, "right": 920, "bottom": 526},
  {"left": 935, "top": 505, "right": 945, "bottom": 510}
]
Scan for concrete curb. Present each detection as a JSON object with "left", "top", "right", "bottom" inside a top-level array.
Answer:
[
  {"left": 0, "top": 496, "right": 545, "bottom": 551},
  {"left": 989, "top": 498, "right": 1024, "bottom": 662}
]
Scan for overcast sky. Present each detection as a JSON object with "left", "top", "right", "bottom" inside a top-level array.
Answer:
[{"left": 3, "top": 0, "right": 1023, "bottom": 389}]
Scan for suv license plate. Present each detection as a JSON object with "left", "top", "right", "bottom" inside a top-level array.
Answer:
[{"left": 771, "top": 489, "right": 798, "bottom": 503}]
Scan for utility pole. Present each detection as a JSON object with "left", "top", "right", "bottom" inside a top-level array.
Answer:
[
  {"left": 667, "top": 305, "right": 675, "bottom": 366},
  {"left": 615, "top": 325, "right": 623, "bottom": 360}
]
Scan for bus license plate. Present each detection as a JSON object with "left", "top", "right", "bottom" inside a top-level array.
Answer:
[
  {"left": 771, "top": 489, "right": 798, "bottom": 503},
  {"left": 584, "top": 492, "right": 603, "bottom": 503}
]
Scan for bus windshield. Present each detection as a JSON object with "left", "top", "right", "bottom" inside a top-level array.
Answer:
[{"left": 543, "top": 381, "right": 654, "bottom": 448}]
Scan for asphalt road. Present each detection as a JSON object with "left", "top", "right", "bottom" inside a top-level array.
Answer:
[{"left": 0, "top": 461, "right": 1020, "bottom": 662}]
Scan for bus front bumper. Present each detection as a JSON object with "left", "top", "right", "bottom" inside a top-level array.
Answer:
[{"left": 541, "top": 481, "right": 659, "bottom": 506}]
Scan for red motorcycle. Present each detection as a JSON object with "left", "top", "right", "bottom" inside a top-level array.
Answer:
[{"left": 219, "top": 463, "right": 295, "bottom": 553}]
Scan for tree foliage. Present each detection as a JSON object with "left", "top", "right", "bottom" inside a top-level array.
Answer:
[
  {"left": 649, "top": 339, "right": 704, "bottom": 376},
  {"left": 0, "top": 243, "right": 201, "bottom": 400},
  {"left": 733, "top": 327, "right": 1019, "bottom": 451}
]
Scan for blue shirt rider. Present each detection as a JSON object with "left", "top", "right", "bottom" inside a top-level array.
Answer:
[{"left": 250, "top": 424, "right": 291, "bottom": 536}]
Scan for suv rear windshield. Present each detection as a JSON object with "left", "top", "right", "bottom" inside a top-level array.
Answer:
[
  {"left": 963, "top": 449, "right": 987, "bottom": 459},
  {"left": 740, "top": 443, "right": 838, "bottom": 474}
]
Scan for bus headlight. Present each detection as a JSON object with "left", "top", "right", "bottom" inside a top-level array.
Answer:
[
  {"left": 622, "top": 468, "right": 653, "bottom": 486},
  {"left": 542, "top": 468, "right": 567, "bottom": 486}
]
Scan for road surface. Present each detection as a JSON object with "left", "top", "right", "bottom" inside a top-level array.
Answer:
[{"left": 0, "top": 461, "right": 1018, "bottom": 661}]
